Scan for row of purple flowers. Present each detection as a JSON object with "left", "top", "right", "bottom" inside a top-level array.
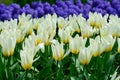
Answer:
[{"left": 0, "top": 0, "right": 120, "bottom": 21}]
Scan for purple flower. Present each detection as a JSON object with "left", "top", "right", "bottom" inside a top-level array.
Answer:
[
  {"left": 104, "top": 1, "right": 111, "bottom": 8},
  {"left": 111, "top": 0, "right": 120, "bottom": 9},
  {"left": 0, "top": 0, "right": 119, "bottom": 21},
  {"left": 44, "top": 6, "right": 55, "bottom": 14},
  {"left": 56, "top": 1, "right": 68, "bottom": 9},
  {"left": 111, "top": 0, "right": 120, "bottom": 6},
  {"left": 97, "top": 3, "right": 105, "bottom": 9},
  {"left": 31, "top": 2, "right": 38, "bottom": 9},
  {"left": 26, "top": 9, "right": 34, "bottom": 15},
  {"left": 76, "top": 0, "right": 82, "bottom": 4},
  {"left": 83, "top": 4, "right": 91, "bottom": 13},
  {"left": 87, "top": 0, "right": 93, "bottom": 6},
  {"left": 101, "top": 10, "right": 107, "bottom": 16},
  {"left": 32, "top": 10, "right": 38, "bottom": 18},
  {"left": 0, "top": 4, "right": 6, "bottom": 8},
  {"left": 52, "top": 4, "right": 58, "bottom": 10},
  {"left": 106, "top": 7, "right": 116, "bottom": 14},
  {"left": 17, "top": 9, "right": 26, "bottom": 15},
  {"left": 31, "top": 1, "right": 43, "bottom": 9},
  {"left": 6, "top": 6, "right": 14, "bottom": 12},
  {"left": 65, "top": 0, "right": 73, "bottom": 6},
  {"left": 36, "top": 7, "right": 44, "bottom": 17},
  {"left": 24, "top": 4, "right": 31, "bottom": 9},
  {"left": 93, "top": 0, "right": 103, "bottom": 7},
  {"left": 68, "top": 8, "right": 78, "bottom": 15},
  {"left": 13, "top": 14, "right": 18, "bottom": 19},
  {"left": 68, "top": 5, "right": 82, "bottom": 13},
  {"left": 82, "top": 13, "right": 88, "bottom": 19},
  {"left": 56, "top": 8, "right": 68, "bottom": 18},
  {"left": 10, "top": 3, "right": 20, "bottom": 9},
  {"left": 0, "top": 13, "right": 11, "bottom": 21},
  {"left": 56, "top": 1, "right": 63, "bottom": 7},
  {"left": 43, "top": 2, "right": 50, "bottom": 8},
  {"left": 95, "top": 8, "right": 103, "bottom": 13}
]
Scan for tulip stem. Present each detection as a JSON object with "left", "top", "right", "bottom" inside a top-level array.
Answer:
[
  {"left": 74, "top": 54, "right": 77, "bottom": 75},
  {"left": 4, "top": 56, "right": 11, "bottom": 79},
  {"left": 25, "top": 70, "right": 28, "bottom": 79},
  {"left": 57, "top": 61, "right": 63, "bottom": 79},
  {"left": 83, "top": 65, "right": 89, "bottom": 80},
  {"left": 4, "top": 57, "right": 8, "bottom": 79}
]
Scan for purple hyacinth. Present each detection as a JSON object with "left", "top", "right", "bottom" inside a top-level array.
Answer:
[
  {"left": 0, "top": 0, "right": 120, "bottom": 21},
  {"left": 32, "top": 10, "right": 38, "bottom": 18},
  {"left": 0, "top": 13, "right": 11, "bottom": 21},
  {"left": 36, "top": 7, "right": 44, "bottom": 17},
  {"left": 13, "top": 14, "right": 18, "bottom": 19},
  {"left": 106, "top": 6, "right": 117, "bottom": 14}
]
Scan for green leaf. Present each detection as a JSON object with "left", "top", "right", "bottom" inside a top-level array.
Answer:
[
  {"left": 105, "top": 53, "right": 116, "bottom": 79},
  {"left": 8, "top": 71, "right": 14, "bottom": 80},
  {"left": 17, "top": 72, "right": 26, "bottom": 80},
  {"left": 105, "top": 54, "right": 116, "bottom": 74},
  {"left": 0, "top": 48, "right": 6, "bottom": 79},
  {"left": 10, "top": 62, "right": 19, "bottom": 70}
]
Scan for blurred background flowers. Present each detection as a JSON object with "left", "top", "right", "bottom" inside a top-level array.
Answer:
[{"left": 0, "top": 0, "right": 120, "bottom": 21}]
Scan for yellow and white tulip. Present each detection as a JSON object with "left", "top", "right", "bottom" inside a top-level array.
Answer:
[
  {"left": 51, "top": 40, "right": 64, "bottom": 61},
  {"left": 78, "top": 46, "right": 92, "bottom": 65},
  {"left": 102, "top": 34, "right": 116, "bottom": 52},
  {"left": 58, "top": 28, "right": 71, "bottom": 43},
  {"left": 87, "top": 12, "right": 108, "bottom": 28},
  {"left": 69, "top": 15, "right": 80, "bottom": 33},
  {"left": 69, "top": 34, "right": 87, "bottom": 54},
  {"left": 20, "top": 34, "right": 44, "bottom": 70},
  {"left": 0, "top": 29, "right": 16, "bottom": 57}
]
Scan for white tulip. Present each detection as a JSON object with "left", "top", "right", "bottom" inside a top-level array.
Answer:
[
  {"left": 20, "top": 48, "right": 34, "bottom": 70},
  {"left": 89, "top": 36, "right": 110, "bottom": 57},
  {"left": 0, "top": 29, "right": 16, "bottom": 57},
  {"left": 87, "top": 12, "right": 108, "bottom": 29},
  {"left": 69, "top": 34, "right": 87, "bottom": 54},
  {"left": 58, "top": 17, "right": 69, "bottom": 29},
  {"left": 58, "top": 29, "right": 71, "bottom": 43},
  {"left": 20, "top": 35, "right": 44, "bottom": 70},
  {"left": 18, "top": 13, "right": 31, "bottom": 27},
  {"left": 51, "top": 40, "right": 64, "bottom": 61},
  {"left": 108, "top": 15, "right": 120, "bottom": 37},
  {"left": 100, "top": 26, "right": 110, "bottom": 37},
  {"left": 69, "top": 15, "right": 80, "bottom": 33},
  {"left": 102, "top": 34, "right": 116, "bottom": 52},
  {"left": 78, "top": 46, "right": 92, "bottom": 65},
  {"left": 37, "top": 20, "right": 56, "bottom": 46}
]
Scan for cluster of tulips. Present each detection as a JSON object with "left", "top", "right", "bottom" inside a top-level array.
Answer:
[{"left": 0, "top": 12, "right": 120, "bottom": 72}]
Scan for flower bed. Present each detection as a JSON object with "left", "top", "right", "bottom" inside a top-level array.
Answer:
[
  {"left": 0, "top": 12, "right": 120, "bottom": 79},
  {"left": 0, "top": 0, "right": 120, "bottom": 79},
  {"left": 0, "top": 0, "right": 120, "bottom": 21}
]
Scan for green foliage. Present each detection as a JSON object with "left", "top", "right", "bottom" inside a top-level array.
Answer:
[
  {"left": 0, "top": 42, "right": 119, "bottom": 79},
  {"left": 0, "top": 0, "right": 13, "bottom": 5},
  {"left": 0, "top": 0, "right": 89, "bottom": 7},
  {"left": 13, "top": 0, "right": 56, "bottom": 7}
]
